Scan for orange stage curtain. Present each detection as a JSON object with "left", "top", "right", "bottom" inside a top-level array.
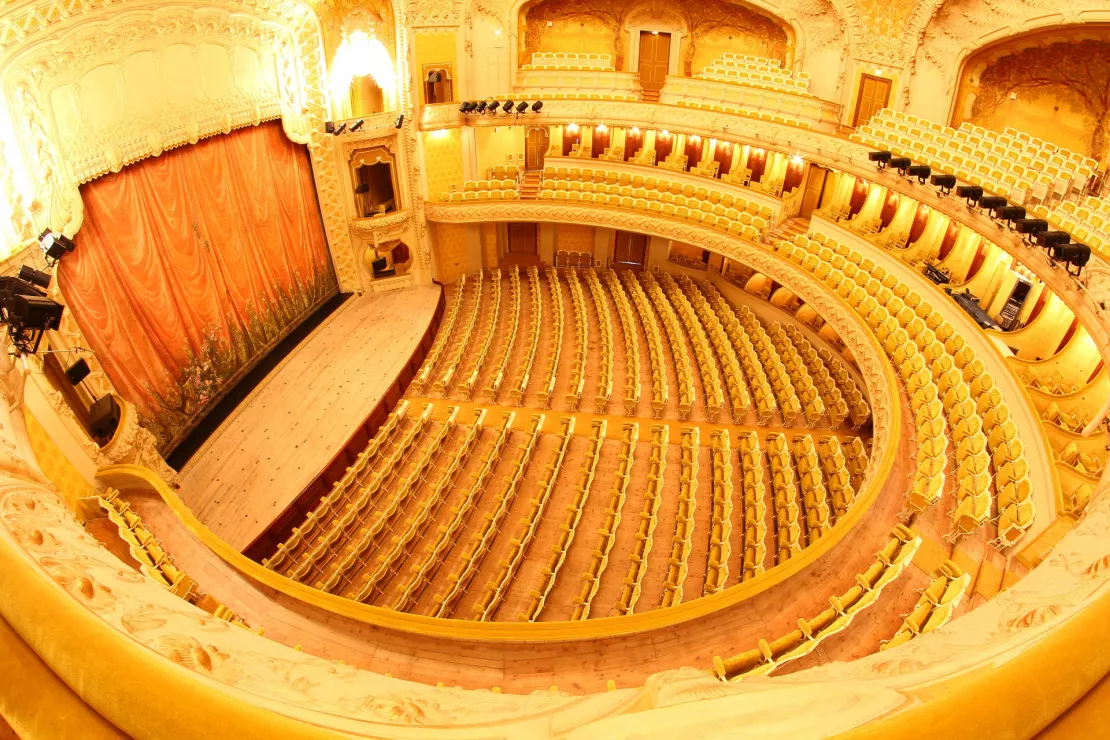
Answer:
[{"left": 58, "top": 122, "right": 338, "bottom": 453}]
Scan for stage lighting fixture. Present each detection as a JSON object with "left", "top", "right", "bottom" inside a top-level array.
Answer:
[
  {"left": 325, "top": 121, "right": 336, "bottom": 133},
  {"left": 531, "top": 101, "right": 543, "bottom": 112},
  {"left": 956, "top": 185, "right": 983, "bottom": 205},
  {"left": 1051, "top": 243, "right": 1091, "bottom": 276},
  {"left": 999, "top": 205, "right": 1026, "bottom": 224},
  {"left": 333, "top": 122, "right": 348, "bottom": 135},
  {"left": 394, "top": 114, "right": 405, "bottom": 129},
  {"left": 930, "top": 174, "right": 956, "bottom": 194},
  {"left": 516, "top": 101, "right": 529, "bottom": 113},
  {"left": 1014, "top": 218, "right": 1048, "bottom": 235},
  {"left": 502, "top": 100, "right": 514, "bottom": 113},
  {"left": 18, "top": 265, "right": 51, "bottom": 290},
  {"left": 475, "top": 101, "right": 488, "bottom": 114},
  {"left": 1035, "top": 231, "right": 1070, "bottom": 248},
  {"left": 0, "top": 276, "right": 62, "bottom": 356},
  {"left": 39, "top": 230, "right": 75, "bottom": 263},
  {"left": 978, "top": 196, "right": 1007, "bottom": 212},
  {"left": 868, "top": 151, "right": 891, "bottom": 169},
  {"left": 350, "top": 119, "right": 365, "bottom": 132},
  {"left": 889, "top": 157, "right": 911, "bottom": 174},
  {"left": 907, "top": 164, "right": 931, "bottom": 183},
  {"left": 459, "top": 101, "right": 473, "bottom": 113}
]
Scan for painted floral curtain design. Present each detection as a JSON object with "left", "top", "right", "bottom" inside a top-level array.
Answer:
[{"left": 59, "top": 121, "right": 338, "bottom": 453}]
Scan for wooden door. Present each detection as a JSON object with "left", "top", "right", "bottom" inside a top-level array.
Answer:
[
  {"left": 852, "top": 74, "right": 891, "bottom": 127},
  {"left": 638, "top": 32, "right": 671, "bottom": 92},
  {"left": 507, "top": 223, "right": 538, "bottom": 256},
  {"left": 525, "top": 128, "right": 548, "bottom": 170},
  {"left": 613, "top": 231, "right": 648, "bottom": 268},
  {"left": 799, "top": 165, "right": 828, "bottom": 217}
]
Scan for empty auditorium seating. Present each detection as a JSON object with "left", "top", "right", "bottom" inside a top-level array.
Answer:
[
  {"left": 604, "top": 269, "right": 643, "bottom": 414},
  {"left": 484, "top": 266, "right": 521, "bottom": 400},
  {"left": 441, "top": 179, "right": 519, "bottom": 201},
  {"left": 564, "top": 269, "right": 589, "bottom": 410},
  {"left": 616, "top": 424, "right": 669, "bottom": 615},
  {"left": 661, "top": 427, "right": 700, "bottom": 607},
  {"left": 412, "top": 276, "right": 468, "bottom": 394},
  {"left": 523, "top": 52, "right": 614, "bottom": 71},
  {"left": 536, "top": 268, "right": 565, "bottom": 410},
  {"left": 881, "top": 560, "right": 970, "bottom": 650},
  {"left": 697, "top": 53, "right": 810, "bottom": 95},
  {"left": 642, "top": 272, "right": 696, "bottom": 420},
  {"left": 509, "top": 266, "right": 543, "bottom": 406},
  {"left": 704, "top": 429, "right": 734, "bottom": 594}
]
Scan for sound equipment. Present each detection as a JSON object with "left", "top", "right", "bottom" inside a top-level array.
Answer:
[
  {"left": 868, "top": 151, "right": 891, "bottom": 163},
  {"left": 998, "top": 278, "right": 1032, "bottom": 330},
  {"left": 90, "top": 394, "right": 121, "bottom": 439},
  {"left": 1015, "top": 218, "right": 1048, "bottom": 235},
  {"left": 65, "top": 359, "right": 91, "bottom": 386},
  {"left": 978, "top": 196, "right": 1007, "bottom": 209},
  {"left": 956, "top": 185, "right": 983, "bottom": 200},
  {"left": 931, "top": 174, "right": 956, "bottom": 188},
  {"left": 950, "top": 290, "right": 1000, "bottom": 330},
  {"left": 999, "top": 206, "right": 1026, "bottom": 221},
  {"left": 1035, "top": 231, "right": 1070, "bottom": 248},
  {"left": 924, "top": 264, "right": 950, "bottom": 285}
]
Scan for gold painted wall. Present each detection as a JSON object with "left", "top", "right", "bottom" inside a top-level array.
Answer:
[
  {"left": 556, "top": 223, "right": 595, "bottom": 254},
  {"left": 480, "top": 222, "right": 500, "bottom": 268},
  {"left": 430, "top": 222, "right": 470, "bottom": 284},
  {"left": 23, "top": 410, "right": 96, "bottom": 510},
  {"left": 690, "top": 28, "right": 786, "bottom": 75},
  {"left": 422, "top": 129, "right": 464, "bottom": 200},
  {"left": 475, "top": 127, "right": 525, "bottom": 175},
  {"left": 952, "top": 28, "right": 1110, "bottom": 164},
  {"left": 415, "top": 31, "right": 457, "bottom": 71}
]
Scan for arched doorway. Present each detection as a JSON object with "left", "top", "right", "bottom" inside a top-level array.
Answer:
[{"left": 525, "top": 127, "right": 549, "bottom": 170}]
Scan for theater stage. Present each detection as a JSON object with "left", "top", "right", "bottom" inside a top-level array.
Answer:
[{"left": 177, "top": 285, "right": 441, "bottom": 551}]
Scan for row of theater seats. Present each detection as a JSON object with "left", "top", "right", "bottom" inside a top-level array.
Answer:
[
  {"left": 484, "top": 267, "right": 520, "bottom": 400},
  {"left": 1055, "top": 440, "right": 1106, "bottom": 478},
  {"left": 713, "top": 525, "right": 921, "bottom": 679},
  {"left": 777, "top": 232, "right": 1036, "bottom": 548},
  {"left": 1046, "top": 197, "right": 1110, "bottom": 259},
  {"left": 766, "top": 322, "right": 825, "bottom": 427},
  {"left": 604, "top": 269, "right": 642, "bottom": 415},
  {"left": 412, "top": 275, "right": 467, "bottom": 394},
  {"left": 564, "top": 269, "right": 589, "bottom": 410},
  {"left": 583, "top": 268, "right": 615, "bottom": 413},
  {"left": 661, "top": 427, "right": 700, "bottom": 607},
  {"left": 509, "top": 266, "right": 544, "bottom": 406},
  {"left": 697, "top": 53, "right": 810, "bottom": 95},
  {"left": 536, "top": 267, "right": 565, "bottom": 410},
  {"left": 460, "top": 269, "right": 502, "bottom": 399},
  {"left": 490, "top": 90, "right": 638, "bottom": 102},
  {"left": 488, "top": 164, "right": 521, "bottom": 181},
  {"left": 522, "top": 52, "right": 614, "bottom": 71},
  {"left": 881, "top": 560, "right": 970, "bottom": 650},
  {"left": 852, "top": 109, "right": 1095, "bottom": 204},
  {"left": 665, "top": 76, "right": 820, "bottom": 129},
  {"left": 642, "top": 271, "right": 697, "bottom": 420},
  {"left": 98, "top": 490, "right": 259, "bottom": 631},
  {"left": 431, "top": 273, "right": 485, "bottom": 396},
  {"left": 541, "top": 164, "right": 762, "bottom": 202},
  {"left": 736, "top": 431, "right": 768, "bottom": 580},
  {"left": 441, "top": 183, "right": 519, "bottom": 201},
  {"left": 659, "top": 272, "right": 726, "bottom": 421},
  {"left": 571, "top": 421, "right": 639, "bottom": 619},
  {"left": 620, "top": 270, "right": 670, "bottom": 417},
  {"left": 737, "top": 305, "right": 805, "bottom": 425},
  {"left": 536, "top": 178, "right": 772, "bottom": 241},
  {"left": 705, "top": 429, "right": 734, "bottom": 594},
  {"left": 468, "top": 414, "right": 574, "bottom": 621},
  {"left": 428, "top": 413, "right": 544, "bottom": 617},
  {"left": 616, "top": 424, "right": 669, "bottom": 615},
  {"left": 679, "top": 274, "right": 752, "bottom": 423},
  {"left": 768, "top": 432, "right": 804, "bottom": 559}
]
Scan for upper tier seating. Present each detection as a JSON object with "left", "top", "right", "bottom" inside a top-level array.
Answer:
[
  {"left": 853, "top": 109, "right": 1097, "bottom": 204},
  {"left": 442, "top": 179, "right": 519, "bottom": 201},
  {"left": 523, "top": 52, "right": 614, "bottom": 71},
  {"left": 697, "top": 53, "right": 810, "bottom": 95},
  {"left": 1046, "top": 196, "right": 1110, "bottom": 260}
]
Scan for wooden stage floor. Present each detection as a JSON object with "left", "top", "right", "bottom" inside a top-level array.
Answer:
[{"left": 177, "top": 285, "right": 441, "bottom": 551}]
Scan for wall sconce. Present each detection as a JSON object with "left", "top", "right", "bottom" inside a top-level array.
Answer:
[
  {"left": 567, "top": 122, "right": 579, "bottom": 133},
  {"left": 430, "top": 129, "right": 449, "bottom": 139},
  {"left": 597, "top": 123, "right": 608, "bottom": 133},
  {"left": 631, "top": 126, "right": 640, "bottom": 135},
  {"left": 331, "top": 29, "right": 396, "bottom": 105},
  {"left": 790, "top": 154, "right": 803, "bottom": 165},
  {"left": 660, "top": 129, "right": 670, "bottom": 138},
  {"left": 691, "top": 135, "right": 701, "bottom": 143}
]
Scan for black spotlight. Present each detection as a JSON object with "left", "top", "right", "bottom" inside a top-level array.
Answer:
[
  {"left": 889, "top": 157, "right": 911, "bottom": 175},
  {"left": 517, "top": 101, "right": 529, "bottom": 113},
  {"left": 531, "top": 101, "right": 543, "bottom": 112},
  {"left": 474, "top": 101, "right": 488, "bottom": 114},
  {"left": 907, "top": 164, "right": 931, "bottom": 183},
  {"left": 931, "top": 174, "right": 956, "bottom": 194},
  {"left": 39, "top": 230, "right": 75, "bottom": 263},
  {"left": 999, "top": 205, "right": 1026, "bottom": 227},
  {"left": 1035, "top": 231, "right": 1071, "bottom": 249},
  {"left": 333, "top": 122, "right": 348, "bottom": 135},
  {"left": 1014, "top": 218, "right": 1048, "bottom": 236},
  {"left": 868, "top": 151, "right": 891, "bottom": 170},
  {"left": 1051, "top": 244, "right": 1091, "bottom": 276},
  {"left": 502, "top": 100, "right": 514, "bottom": 113},
  {"left": 459, "top": 101, "right": 472, "bottom": 113},
  {"left": 350, "top": 119, "right": 365, "bottom": 132},
  {"left": 978, "top": 196, "right": 1007, "bottom": 213},
  {"left": 0, "top": 276, "right": 63, "bottom": 355},
  {"left": 325, "top": 121, "right": 336, "bottom": 133},
  {"left": 394, "top": 114, "right": 405, "bottom": 129},
  {"left": 18, "top": 265, "right": 51, "bottom": 290},
  {"left": 956, "top": 185, "right": 983, "bottom": 205}
]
